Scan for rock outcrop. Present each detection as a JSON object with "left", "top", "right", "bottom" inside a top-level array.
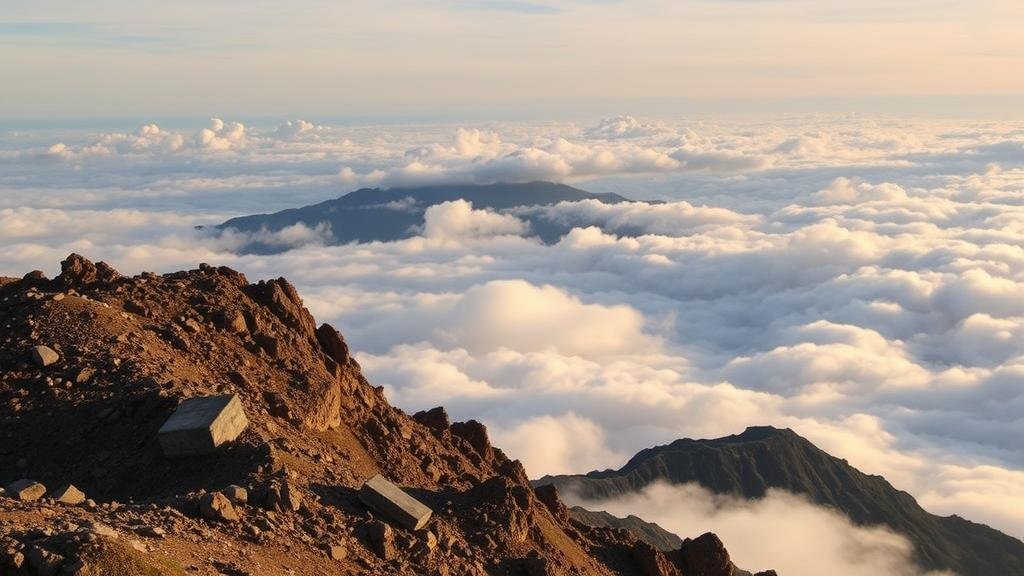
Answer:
[{"left": 0, "top": 254, "right": 772, "bottom": 576}]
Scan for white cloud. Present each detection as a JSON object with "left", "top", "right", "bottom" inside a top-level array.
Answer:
[
  {"left": 2, "top": 115, "right": 1024, "bottom": 546},
  {"left": 421, "top": 200, "right": 529, "bottom": 240},
  {"left": 583, "top": 115, "right": 669, "bottom": 140},
  {"left": 566, "top": 482, "right": 953, "bottom": 576},
  {"left": 490, "top": 412, "right": 624, "bottom": 475}
]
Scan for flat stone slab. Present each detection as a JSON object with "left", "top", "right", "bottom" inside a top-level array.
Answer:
[
  {"left": 158, "top": 394, "right": 249, "bottom": 457},
  {"left": 359, "top": 474, "right": 432, "bottom": 531},
  {"left": 6, "top": 479, "right": 46, "bottom": 501}
]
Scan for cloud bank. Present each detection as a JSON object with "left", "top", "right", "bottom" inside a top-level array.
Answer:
[
  {"left": 2, "top": 115, "right": 1024, "bottom": 549},
  {"left": 567, "top": 482, "right": 954, "bottom": 576}
]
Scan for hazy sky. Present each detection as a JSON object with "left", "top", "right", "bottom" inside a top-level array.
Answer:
[{"left": 3, "top": 0, "right": 1023, "bottom": 119}]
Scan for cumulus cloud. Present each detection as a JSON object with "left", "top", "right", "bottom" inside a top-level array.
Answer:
[
  {"left": 490, "top": 412, "right": 624, "bottom": 475},
  {"left": 271, "top": 119, "right": 325, "bottom": 141},
  {"left": 193, "top": 118, "right": 246, "bottom": 151},
  {"left": 336, "top": 122, "right": 771, "bottom": 187},
  {"left": 583, "top": 115, "right": 669, "bottom": 139},
  {"left": 512, "top": 198, "right": 759, "bottom": 237},
  {"left": 567, "top": 483, "right": 953, "bottom": 576},
  {"left": 421, "top": 200, "right": 529, "bottom": 240}
]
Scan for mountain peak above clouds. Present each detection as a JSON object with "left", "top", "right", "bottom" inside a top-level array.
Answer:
[
  {"left": 214, "top": 181, "right": 634, "bottom": 252},
  {"left": 538, "top": 427, "right": 1024, "bottom": 576}
]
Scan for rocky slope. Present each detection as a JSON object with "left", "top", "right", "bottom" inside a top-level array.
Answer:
[
  {"left": 214, "top": 181, "right": 631, "bottom": 252},
  {"left": 538, "top": 426, "right": 1024, "bottom": 576},
  {"left": 567, "top": 509, "right": 682, "bottom": 552},
  {"left": 0, "top": 255, "right": 773, "bottom": 576}
]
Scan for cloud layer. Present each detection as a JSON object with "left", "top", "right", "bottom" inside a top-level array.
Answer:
[
  {"left": 567, "top": 482, "right": 954, "bottom": 576},
  {"left": 2, "top": 115, "right": 1024, "bottom": 552}
]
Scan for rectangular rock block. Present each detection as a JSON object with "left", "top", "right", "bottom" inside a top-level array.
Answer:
[
  {"left": 158, "top": 394, "right": 249, "bottom": 457},
  {"left": 359, "top": 474, "right": 433, "bottom": 531}
]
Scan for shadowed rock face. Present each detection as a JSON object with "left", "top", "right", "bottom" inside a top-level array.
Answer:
[
  {"left": 538, "top": 426, "right": 1024, "bottom": 576},
  {"left": 568, "top": 507, "right": 683, "bottom": 552},
  {"left": 214, "top": 181, "right": 633, "bottom": 252},
  {"left": 0, "top": 254, "right": 766, "bottom": 576}
]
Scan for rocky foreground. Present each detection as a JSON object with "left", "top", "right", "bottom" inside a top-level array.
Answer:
[{"left": 0, "top": 255, "right": 776, "bottom": 576}]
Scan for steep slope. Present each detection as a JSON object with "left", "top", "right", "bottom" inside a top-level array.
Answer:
[
  {"left": 215, "top": 181, "right": 631, "bottom": 251},
  {"left": 0, "top": 254, "right": 771, "bottom": 576},
  {"left": 537, "top": 426, "right": 1024, "bottom": 576},
  {"left": 568, "top": 508, "right": 682, "bottom": 552}
]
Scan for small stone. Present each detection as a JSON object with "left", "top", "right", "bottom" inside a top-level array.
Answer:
[
  {"left": 329, "top": 544, "right": 347, "bottom": 561},
  {"left": 51, "top": 483, "right": 86, "bottom": 505},
  {"left": 280, "top": 481, "right": 302, "bottom": 512},
  {"left": 83, "top": 522, "right": 119, "bottom": 540},
  {"left": 75, "top": 367, "right": 95, "bottom": 384},
  {"left": 129, "top": 540, "right": 147, "bottom": 553},
  {"left": 1, "top": 549, "right": 25, "bottom": 570},
  {"left": 222, "top": 485, "right": 248, "bottom": 505},
  {"left": 200, "top": 492, "right": 240, "bottom": 523},
  {"left": 136, "top": 525, "right": 166, "bottom": 539},
  {"left": 52, "top": 293, "right": 65, "bottom": 301},
  {"left": 5, "top": 479, "right": 46, "bottom": 501},
  {"left": 30, "top": 345, "right": 59, "bottom": 367}
]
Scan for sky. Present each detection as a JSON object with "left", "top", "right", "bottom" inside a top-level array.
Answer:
[
  {"left": 2, "top": 0, "right": 1024, "bottom": 120},
  {"left": 3, "top": 2, "right": 1024, "bottom": 573}
]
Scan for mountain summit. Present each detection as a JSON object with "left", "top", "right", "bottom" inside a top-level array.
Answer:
[
  {"left": 537, "top": 426, "right": 1024, "bottom": 576},
  {"left": 215, "top": 181, "right": 631, "bottom": 252}
]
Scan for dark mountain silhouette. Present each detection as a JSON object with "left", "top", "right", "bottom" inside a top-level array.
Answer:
[
  {"left": 537, "top": 426, "right": 1024, "bottom": 576},
  {"left": 215, "top": 181, "right": 631, "bottom": 253},
  {"left": 569, "top": 506, "right": 683, "bottom": 551}
]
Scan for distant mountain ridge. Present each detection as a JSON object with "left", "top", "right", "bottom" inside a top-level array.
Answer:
[
  {"left": 568, "top": 506, "right": 684, "bottom": 551},
  {"left": 537, "top": 426, "right": 1024, "bottom": 576},
  {"left": 216, "top": 181, "right": 631, "bottom": 252}
]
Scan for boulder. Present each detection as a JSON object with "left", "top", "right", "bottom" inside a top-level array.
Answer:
[
  {"left": 413, "top": 406, "right": 450, "bottom": 433},
  {"left": 316, "top": 323, "right": 350, "bottom": 366},
  {"left": 5, "top": 479, "right": 46, "bottom": 501},
  {"left": 222, "top": 485, "right": 248, "bottom": 505},
  {"left": 673, "top": 533, "right": 736, "bottom": 576},
  {"left": 366, "top": 520, "right": 396, "bottom": 561},
  {"left": 218, "top": 309, "right": 249, "bottom": 333},
  {"left": 30, "top": 345, "right": 59, "bottom": 367},
  {"left": 157, "top": 394, "right": 249, "bottom": 457},
  {"left": 265, "top": 481, "right": 302, "bottom": 513},
  {"left": 534, "top": 484, "right": 569, "bottom": 522},
  {"left": 51, "top": 483, "right": 86, "bottom": 505},
  {"left": 450, "top": 419, "right": 493, "bottom": 460},
  {"left": 55, "top": 253, "right": 119, "bottom": 286},
  {"left": 200, "top": 492, "right": 240, "bottom": 523},
  {"left": 359, "top": 474, "right": 432, "bottom": 531}
]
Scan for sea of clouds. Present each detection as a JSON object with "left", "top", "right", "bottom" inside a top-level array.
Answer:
[{"left": 2, "top": 114, "right": 1023, "bottom": 572}]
